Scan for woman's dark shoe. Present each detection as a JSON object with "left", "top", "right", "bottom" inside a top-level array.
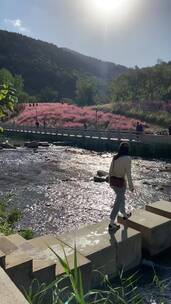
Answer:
[
  {"left": 108, "top": 223, "right": 120, "bottom": 230},
  {"left": 123, "top": 212, "right": 132, "bottom": 220}
]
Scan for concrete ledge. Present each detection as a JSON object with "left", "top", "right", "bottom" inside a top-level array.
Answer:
[
  {"left": 0, "top": 267, "right": 29, "bottom": 304},
  {"left": 146, "top": 200, "right": 171, "bottom": 218},
  {"left": 57, "top": 220, "right": 141, "bottom": 286},
  {"left": 118, "top": 209, "right": 171, "bottom": 255}
]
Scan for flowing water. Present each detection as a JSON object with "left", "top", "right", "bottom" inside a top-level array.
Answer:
[
  {"left": 0, "top": 144, "right": 170, "bottom": 235},
  {"left": 0, "top": 143, "right": 171, "bottom": 302}
]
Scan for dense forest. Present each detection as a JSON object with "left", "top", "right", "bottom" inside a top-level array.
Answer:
[
  {"left": 0, "top": 30, "right": 128, "bottom": 102},
  {"left": 111, "top": 62, "right": 171, "bottom": 102},
  {"left": 109, "top": 62, "right": 171, "bottom": 126}
]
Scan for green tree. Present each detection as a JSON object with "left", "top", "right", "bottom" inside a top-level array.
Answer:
[
  {"left": 39, "top": 86, "right": 58, "bottom": 102},
  {"left": 0, "top": 68, "right": 14, "bottom": 85},
  {"left": 0, "top": 68, "right": 27, "bottom": 103},
  {"left": 0, "top": 84, "right": 18, "bottom": 120},
  {"left": 76, "top": 77, "right": 97, "bottom": 106},
  {"left": 110, "top": 61, "right": 171, "bottom": 103}
]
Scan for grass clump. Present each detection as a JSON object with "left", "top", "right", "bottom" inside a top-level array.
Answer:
[
  {"left": 0, "top": 192, "right": 34, "bottom": 239},
  {"left": 24, "top": 247, "right": 146, "bottom": 304}
]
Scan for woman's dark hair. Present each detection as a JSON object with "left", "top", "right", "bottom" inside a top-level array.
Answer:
[{"left": 114, "top": 142, "right": 130, "bottom": 160}]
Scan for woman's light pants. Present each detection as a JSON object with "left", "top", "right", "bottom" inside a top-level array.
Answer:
[{"left": 110, "top": 185, "right": 126, "bottom": 222}]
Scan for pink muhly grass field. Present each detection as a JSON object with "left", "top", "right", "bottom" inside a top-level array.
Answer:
[{"left": 11, "top": 103, "right": 144, "bottom": 130}]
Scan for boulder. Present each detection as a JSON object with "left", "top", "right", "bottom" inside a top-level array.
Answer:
[
  {"left": 0, "top": 142, "right": 15, "bottom": 149},
  {"left": 165, "top": 165, "right": 171, "bottom": 172},
  {"left": 38, "top": 142, "right": 49, "bottom": 147},
  {"left": 97, "top": 170, "right": 108, "bottom": 177},
  {"left": 94, "top": 176, "right": 107, "bottom": 183},
  {"left": 24, "top": 142, "right": 39, "bottom": 149}
]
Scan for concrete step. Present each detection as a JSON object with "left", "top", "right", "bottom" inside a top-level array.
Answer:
[
  {"left": 13, "top": 235, "right": 91, "bottom": 292},
  {"left": 6, "top": 234, "right": 26, "bottom": 247},
  {"left": 33, "top": 259, "right": 56, "bottom": 284},
  {"left": 0, "top": 266, "right": 29, "bottom": 304},
  {"left": 28, "top": 234, "right": 62, "bottom": 250},
  {"left": 5, "top": 253, "right": 33, "bottom": 292},
  {"left": 118, "top": 209, "right": 171, "bottom": 255},
  {"left": 56, "top": 220, "right": 141, "bottom": 286},
  {"left": 146, "top": 200, "right": 171, "bottom": 218},
  {"left": 29, "top": 235, "right": 91, "bottom": 291},
  {"left": 0, "top": 236, "right": 18, "bottom": 254}
]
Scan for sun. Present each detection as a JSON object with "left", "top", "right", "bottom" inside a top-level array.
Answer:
[
  {"left": 92, "top": 0, "right": 130, "bottom": 20},
  {"left": 94, "top": 0, "right": 123, "bottom": 11}
]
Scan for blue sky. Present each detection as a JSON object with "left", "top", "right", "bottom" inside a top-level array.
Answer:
[{"left": 0, "top": 0, "right": 171, "bottom": 67}]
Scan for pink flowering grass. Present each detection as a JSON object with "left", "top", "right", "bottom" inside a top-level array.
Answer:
[{"left": 10, "top": 103, "right": 145, "bottom": 130}]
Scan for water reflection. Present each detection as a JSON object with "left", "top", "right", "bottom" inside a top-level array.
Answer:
[{"left": 0, "top": 145, "right": 170, "bottom": 235}]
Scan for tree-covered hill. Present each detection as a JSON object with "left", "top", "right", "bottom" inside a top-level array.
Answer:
[
  {"left": 0, "top": 30, "right": 128, "bottom": 100},
  {"left": 109, "top": 62, "right": 171, "bottom": 127}
]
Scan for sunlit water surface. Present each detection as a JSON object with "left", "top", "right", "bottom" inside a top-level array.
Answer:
[
  {"left": 0, "top": 144, "right": 171, "bottom": 302},
  {"left": 0, "top": 145, "right": 170, "bottom": 235}
]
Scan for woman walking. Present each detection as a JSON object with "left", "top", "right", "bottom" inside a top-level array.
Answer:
[{"left": 109, "top": 142, "right": 134, "bottom": 230}]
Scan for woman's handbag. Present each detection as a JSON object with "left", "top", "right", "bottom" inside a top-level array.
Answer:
[{"left": 109, "top": 176, "right": 125, "bottom": 187}]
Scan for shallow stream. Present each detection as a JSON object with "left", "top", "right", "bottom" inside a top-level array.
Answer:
[
  {"left": 0, "top": 144, "right": 170, "bottom": 235},
  {"left": 0, "top": 144, "right": 171, "bottom": 302}
]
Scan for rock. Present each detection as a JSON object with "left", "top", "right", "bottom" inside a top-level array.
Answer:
[
  {"left": 156, "top": 186, "right": 164, "bottom": 191},
  {"left": 24, "top": 141, "right": 39, "bottom": 149},
  {"left": 97, "top": 170, "right": 108, "bottom": 177},
  {"left": 38, "top": 142, "right": 49, "bottom": 147},
  {"left": 45, "top": 202, "right": 51, "bottom": 206},
  {"left": 94, "top": 176, "right": 107, "bottom": 183},
  {"left": 14, "top": 144, "right": 20, "bottom": 148},
  {"left": 165, "top": 165, "right": 171, "bottom": 172},
  {"left": 0, "top": 142, "right": 15, "bottom": 149},
  {"left": 143, "top": 181, "right": 151, "bottom": 185}
]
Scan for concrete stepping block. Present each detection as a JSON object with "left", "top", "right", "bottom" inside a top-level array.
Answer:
[
  {"left": 33, "top": 259, "right": 56, "bottom": 284},
  {"left": 56, "top": 220, "right": 141, "bottom": 285},
  {"left": 146, "top": 200, "right": 171, "bottom": 218},
  {"left": 29, "top": 235, "right": 91, "bottom": 272},
  {"left": 5, "top": 241, "right": 58, "bottom": 290},
  {"left": 5, "top": 253, "right": 33, "bottom": 291},
  {"left": 118, "top": 209, "right": 171, "bottom": 255},
  {"left": 0, "top": 267, "right": 29, "bottom": 304},
  {"left": 28, "top": 235, "right": 91, "bottom": 273},
  {"left": 22, "top": 235, "right": 91, "bottom": 292},
  {"left": 0, "top": 236, "right": 18, "bottom": 254},
  {"left": 28, "top": 234, "right": 62, "bottom": 250},
  {"left": 6, "top": 234, "right": 26, "bottom": 247}
]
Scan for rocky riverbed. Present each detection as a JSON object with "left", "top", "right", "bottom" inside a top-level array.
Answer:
[{"left": 0, "top": 144, "right": 170, "bottom": 236}]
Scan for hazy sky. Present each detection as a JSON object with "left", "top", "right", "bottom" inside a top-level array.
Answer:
[{"left": 0, "top": 0, "right": 171, "bottom": 67}]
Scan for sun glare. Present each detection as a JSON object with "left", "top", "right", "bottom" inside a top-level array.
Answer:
[{"left": 92, "top": 0, "right": 131, "bottom": 21}]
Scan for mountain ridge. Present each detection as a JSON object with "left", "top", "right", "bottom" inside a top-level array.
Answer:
[{"left": 0, "top": 29, "right": 128, "bottom": 98}]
